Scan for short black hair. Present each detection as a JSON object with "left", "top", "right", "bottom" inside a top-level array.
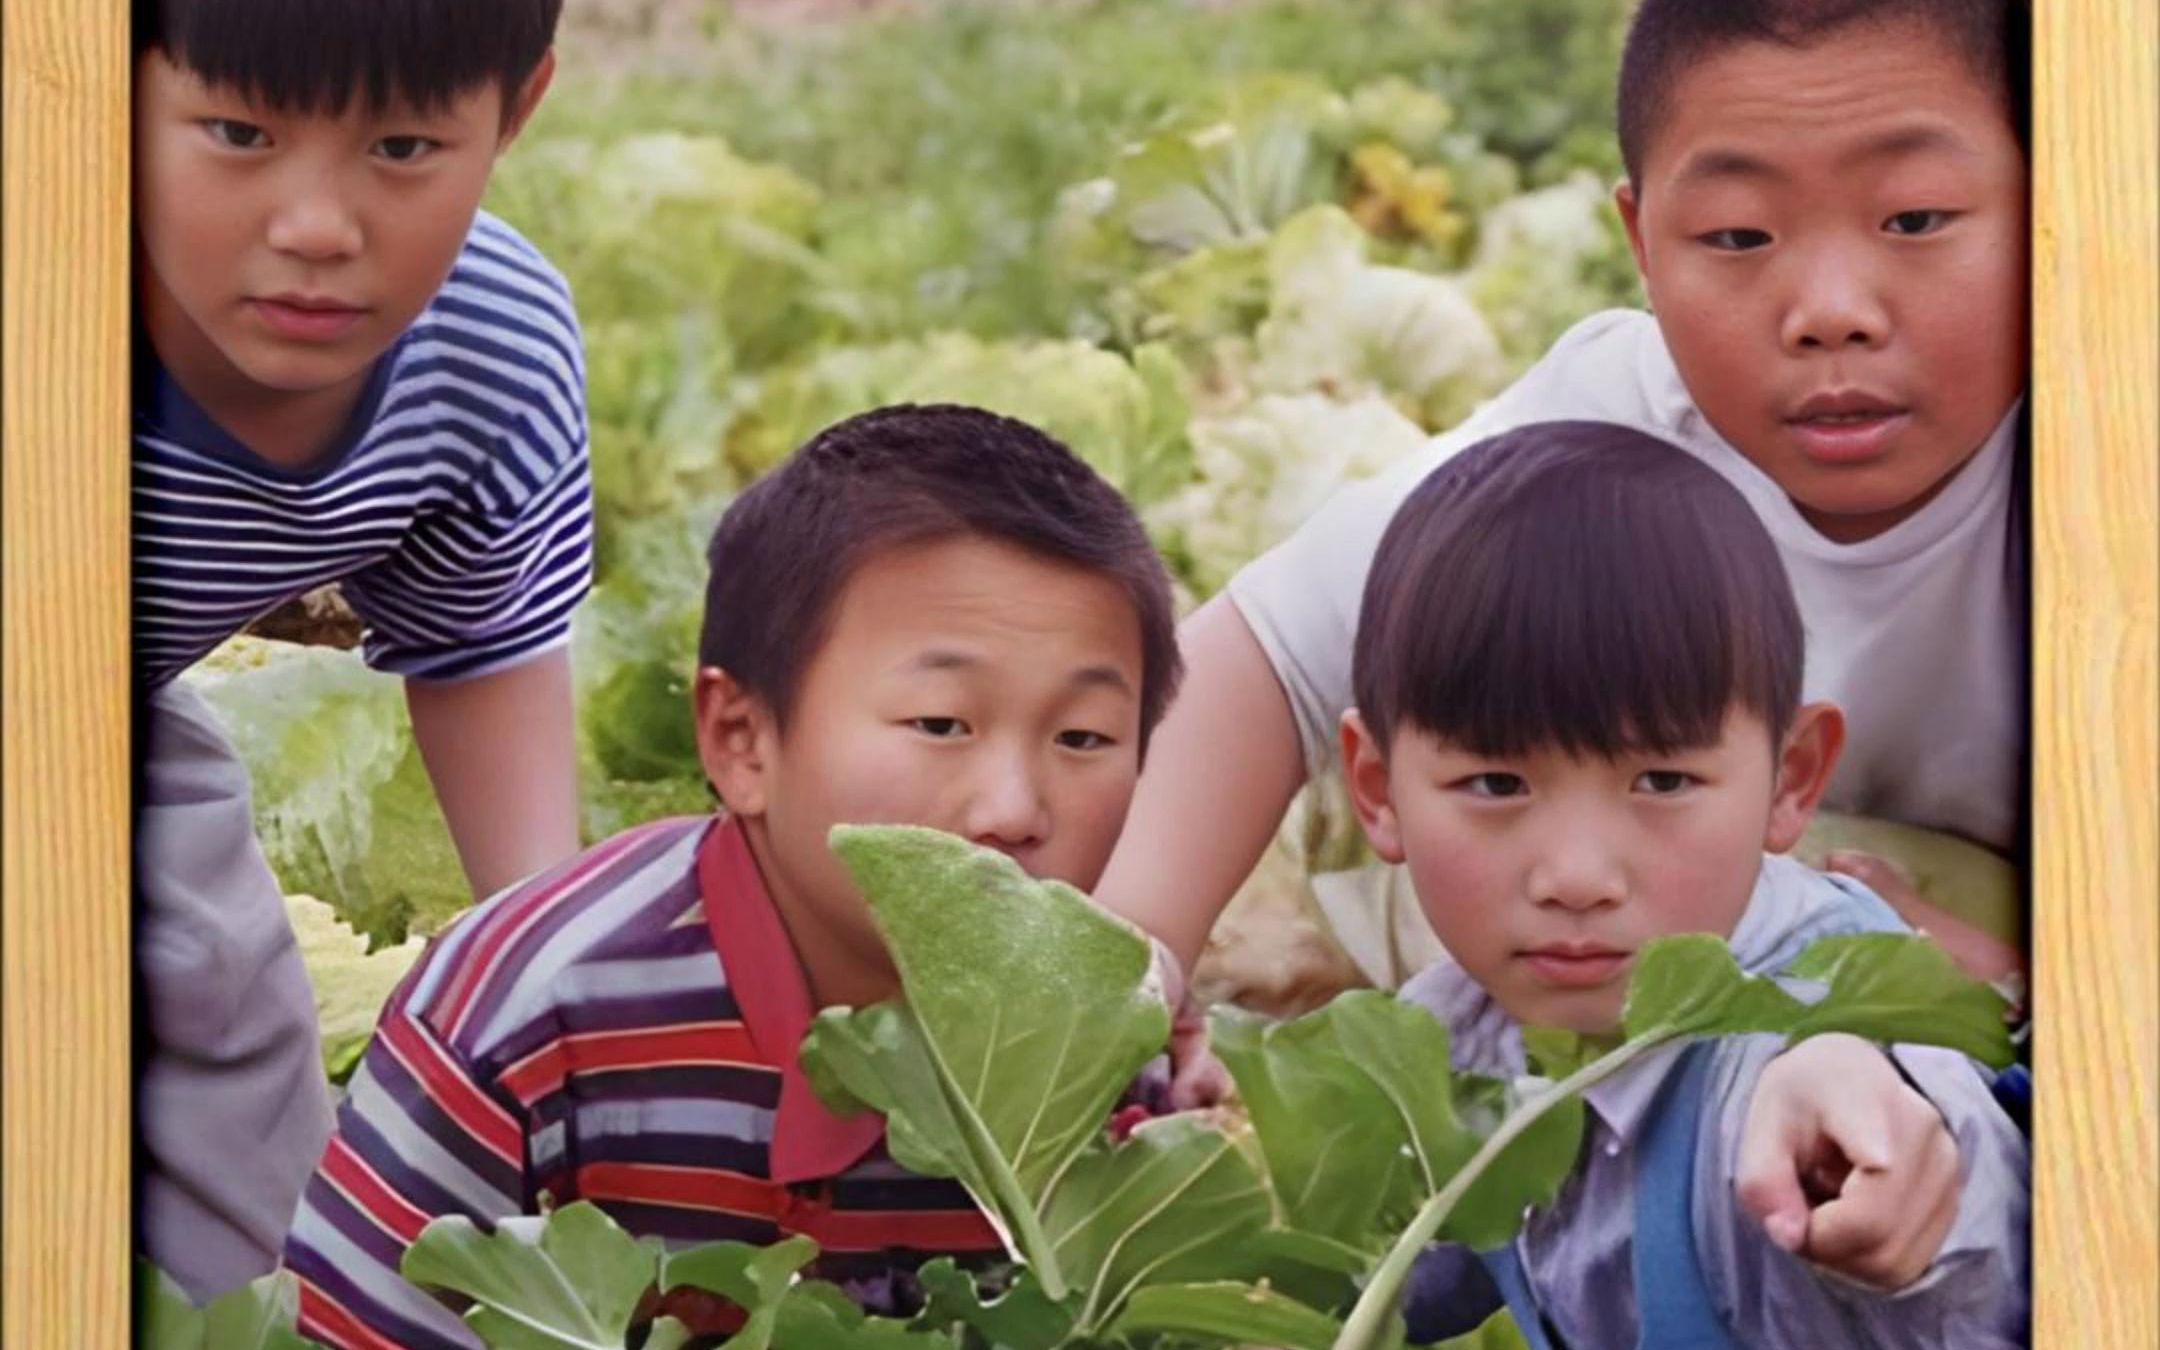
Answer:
[
  {"left": 1352, "top": 421, "right": 1803, "bottom": 761},
  {"left": 1617, "top": 0, "right": 2029, "bottom": 182},
  {"left": 700, "top": 404, "right": 1184, "bottom": 757},
  {"left": 133, "top": 0, "right": 563, "bottom": 117}
]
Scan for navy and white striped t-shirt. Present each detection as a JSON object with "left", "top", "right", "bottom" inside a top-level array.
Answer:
[{"left": 134, "top": 210, "right": 594, "bottom": 687}]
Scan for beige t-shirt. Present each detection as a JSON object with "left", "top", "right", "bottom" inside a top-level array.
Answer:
[{"left": 1227, "top": 309, "right": 2024, "bottom": 851}]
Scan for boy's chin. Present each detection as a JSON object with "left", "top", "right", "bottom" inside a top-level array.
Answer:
[
  {"left": 222, "top": 338, "right": 384, "bottom": 398},
  {"left": 1494, "top": 986, "right": 1627, "bottom": 1040}
]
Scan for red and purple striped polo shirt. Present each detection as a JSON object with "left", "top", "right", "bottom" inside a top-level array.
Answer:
[{"left": 283, "top": 814, "right": 1003, "bottom": 1350}]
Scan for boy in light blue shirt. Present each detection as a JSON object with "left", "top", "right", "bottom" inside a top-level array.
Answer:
[{"left": 1341, "top": 423, "right": 2026, "bottom": 1349}]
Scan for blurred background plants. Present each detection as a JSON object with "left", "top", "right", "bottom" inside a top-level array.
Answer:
[{"left": 199, "top": 0, "right": 1644, "bottom": 1051}]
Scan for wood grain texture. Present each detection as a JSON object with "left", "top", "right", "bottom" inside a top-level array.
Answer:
[
  {"left": 0, "top": 0, "right": 133, "bottom": 1344},
  {"left": 0, "top": 0, "right": 2155, "bottom": 1345},
  {"left": 2030, "top": 1, "right": 2160, "bottom": 1345}
]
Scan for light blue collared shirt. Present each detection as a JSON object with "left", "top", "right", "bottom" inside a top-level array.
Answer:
[{"left": 1399, "top": 855, "right": 2030, "bottom": 1350}]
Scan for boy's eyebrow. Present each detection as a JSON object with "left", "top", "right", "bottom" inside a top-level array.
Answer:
[
  {"left": 905, "top": 650, "right": 1135, "bottom": 694},
  {"left": 1068, "top": 665, "right": 1136, "bottom": 695},
  {"left": 1671, "top": 147, "right": 1787, "bottom": 188},
  {"left": 1838, "top": 122, "right": 1985, "bottom": 167},
  {"left": 1672, "top": 123, "right": 1983, "bottom": 188}
]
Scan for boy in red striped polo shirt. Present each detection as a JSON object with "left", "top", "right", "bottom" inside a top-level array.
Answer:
[{"left": 282, "top": 404, "right": 1186, "bottom": 1350}]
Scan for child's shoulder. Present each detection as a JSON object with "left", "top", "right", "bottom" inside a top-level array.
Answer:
[
  {"left": 395, "top": 209, "right": 585, "bottom": 394},
  {"left": 396, "top": 816, "right": 715, "bottom": 1050},
  {"left": 448, "top": 210, "right": 579, "bottom": 320},
  {"left": 1500, "top": 306, "right": 1679, "bottom": 423}
]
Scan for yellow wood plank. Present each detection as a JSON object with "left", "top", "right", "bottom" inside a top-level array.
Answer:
[
  {"left": 2031, "top": 0, "right": 2160, "bottom": 1346},
  {"left": 0, "top": 0, "right": 133, "bottom": 1344}
]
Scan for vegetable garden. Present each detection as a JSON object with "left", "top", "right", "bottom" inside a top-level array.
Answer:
[{"left": 158, "top": 2, "right": 2023, "bottom": 1345}]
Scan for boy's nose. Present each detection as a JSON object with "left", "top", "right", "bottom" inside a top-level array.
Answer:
[
  {"left": 963, "top": 757, "right": 1050, "bottom": 858},
  {"left": 266, "top": 186, "right": 363, "bottom": 263},
  {"left": 1781, "top": 263, "right": 1890, "bottom": 353},
  {"left": 1526, "top": 830, "right": 1626, "bottom": 913}
]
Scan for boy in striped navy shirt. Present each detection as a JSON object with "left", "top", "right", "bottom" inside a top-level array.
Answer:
[
  {"left": 283, "top": 406, "right": 1188, "bottom": 1350},
  {"left": 132, "top": 0, "right": 592, "bottom": 1299}
]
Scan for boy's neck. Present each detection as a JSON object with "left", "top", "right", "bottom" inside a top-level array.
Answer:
[
  {"left": 737, "top": 818, "right": 904, "bottom": 1013},
  {"left": 140, "top": 266, "right": 374, "bottom": 471}
]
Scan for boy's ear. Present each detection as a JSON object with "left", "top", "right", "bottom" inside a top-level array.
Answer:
[
  {"left": 1764, "top": 701, "right": 1845, "bottom": 854},
  {"left": 695, "top": 667, "right": 776, "bottom": 819},
  {"left": 1613, "top": 177, "right": 1650, "bottom": 280},
  {"left": 1340, "top": 709, "right": 1407, "bottom": 864},
  {"left": 498, "top": 48, "right": 556, "bottom": 148}
]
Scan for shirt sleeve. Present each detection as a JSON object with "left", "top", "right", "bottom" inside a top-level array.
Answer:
[
  {"left": 343, "top": 434, "right": 595, "bottom": 684},
  {"left": 343, "top": 226, "right": 596, "bottom": 684},
  {"left": 1696, "top": 1037, "right": 2030, "bottom": 1350},
  {"left": 1223, "top": 308, "right": 1652, "bottom": 777},
  {"left": 284, "top": 977, "right": 533, "bottom": 1350}
]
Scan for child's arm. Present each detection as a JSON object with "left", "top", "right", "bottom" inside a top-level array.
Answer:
[
  {"left": 283, "top": 1000, "right": 529, "bottom": 1350},
  {"left": 1092, "top": 595, "right": 1309, "bottom": 971},
  {"left": 1735, "top": 1033, "right": 1962, "bottom": 1288},
  {"left": 407, "top": 647, "right": 582, "bottom": 900},
  {"left": 1824, "top": 849, "right": 2027, "bottom": 986},
  {"left": 1720, "top": 1033, "right": 2028, "bottom": 1345}
]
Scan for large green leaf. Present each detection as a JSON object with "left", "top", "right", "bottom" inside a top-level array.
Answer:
[
  {"left": 401, "top": 1203, "right": 662, "bottom": 1350},
  {"left": 1781, "top": 934, "right": 2016, "bottom": 1068},
  {"left": 1620, "top": 933, "right": 2014, "bottom": 1068},
  {"left": 768, "top": 1282, "right": 956, "bottom": 1349},
  {"left": 1431, "top": 1092, "right": 1581, "bottom": 1251},
  {"left": 912, "top": 1260, "right": 1074, "bottom": 1350},
  {"left": 1040, "top": 1114, "right": 1274, "bottom": 1331},
  {"left": 140, "top": 1263, "right": 324, "bottom": 1350},
  {"left": 803, "top": 826, "right": 1172, "bottom": 1295},
  {"left": 1209, "top": 1003, "right": 1414, "bottom": 1248},
  {"left": 658, "top": 1236, "right": 818, "bottom": 1350},
  {"left": 1214, "top": 992, "right": 1581, "bottom": 1259},
  {"left": 1320, "top": 995, "right": 1481, "bottom": 1195},
  {"left": 1428, "top": 1307, "right": 1532, "bottom": 1350},
  {"left": 1107, "top": 1281, "right": 1345, "bottom": 1350},
  {"left": 1619, "top": 935, "right": 1810, "bottom": 1041}
]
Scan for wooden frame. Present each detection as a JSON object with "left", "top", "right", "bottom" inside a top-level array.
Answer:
[{"left": 2, "top": 1, "right": 2151, "bottom": 1343}]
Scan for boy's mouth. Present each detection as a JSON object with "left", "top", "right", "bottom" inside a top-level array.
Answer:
[
  {"left": 1516, "top": 942, "right": 1631, "bottom": 988},
  {"left": 1785, "top": 390, "right": 1910, "bottom": 464},
  {"left": 251, "top": 294, "right": 370, "bottom": 343}
]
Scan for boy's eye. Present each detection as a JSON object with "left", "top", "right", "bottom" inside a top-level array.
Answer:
[
  {"left": 909, "top": 717, "right": 969, "bottom": 739},
  {"left": 373, "top": 135, "right": 441, "bottom": 164},
  {"left": 1635, "top": 770, "right": 1696, "bottom": 795},
  {"left": 1461, "top": 772, "right": 1528, "bottom": 799},
  {"left": 1698, "top": 227, "right": 1772, "bottom": 252},
  {"left": 1055, "top": 729, "right": 1115, "bottom": 751},
  {"left": 203, "top": 118, "right": 269, "bottom": 150},
  {"left": 1883, "top": 209, "right": 1952, "bottom": 236}
]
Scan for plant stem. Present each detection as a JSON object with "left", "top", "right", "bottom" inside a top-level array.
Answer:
[
  {"left": 641, "top": 1316, "right": 695, "bottom": 1350},
  {"left": 943, "top": 1065, "right": 1069, "bottom": 1303},
  {"left": 1330, "top": 1034, "right": 1677, "bottom": 1350}
]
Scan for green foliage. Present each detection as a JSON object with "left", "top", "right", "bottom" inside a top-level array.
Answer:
[
  {"left": 209, "top": 825, "right": 2017, "bottom": 1350},
  {"left": 140, "top": 1263, "right": 326, "bottom": 1350},
  {"left": 402, "top": 1204, "right": 666, "bottom": 1349},
  {"left": 803, "top": 825, "right": 1175, "bottom": 1303},
  {"left": 223, "top": 0, "right": 1650, "bottom": 938},
  {"left": 284, "top": 894, "right": 424, "bottom": 1080},
  {"left": 187, "top": 639, "right": 466, "bottom": 947}
]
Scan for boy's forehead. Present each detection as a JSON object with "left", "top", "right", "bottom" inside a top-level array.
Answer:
[
  {"left": 821, "top": 535, "right": 1142, "bottom": 659},
  {"left": 1639, "top": 20, "right": 2012, "bottom": 182},
  {"left": 142, "top": 46, "right": 503, "bottom": 123}
]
